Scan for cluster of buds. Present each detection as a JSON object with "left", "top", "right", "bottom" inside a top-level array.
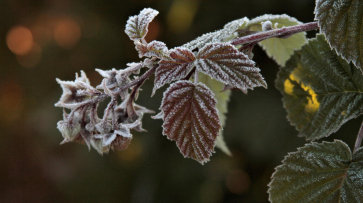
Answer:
[{"left": 55, "top": 66, "right": 154, "bottom": 155}]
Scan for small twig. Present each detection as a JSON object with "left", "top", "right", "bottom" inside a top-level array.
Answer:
[
  {"left": 111, "top": 101, "right": 118, "bottom": 130},
  {"left": 353, "top": 120, "right": 363, "bottom": 154},
  {"left": 102, "top": 98, "right": 116, "bottom": 121},
  {"left": 230, "top": 22, "right": 319, "bottom": 46},
  {"left": 85, "top": 64, "right": 159, "bottom": 105},
  {"left": 126, "top": 78, "right": 145, "bottom": 120}
]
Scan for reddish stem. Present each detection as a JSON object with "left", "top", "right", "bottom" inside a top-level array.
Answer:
[
  {"left": 354, "top": 120, "right": 363, "bottom": 154},
  {"left": 230, "top": 22, "right": 319, "bottom": 46}
]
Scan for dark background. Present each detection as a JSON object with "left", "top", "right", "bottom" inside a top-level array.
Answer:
[{"left": 0, "top": 0, "right": 361, "bottom": 202}]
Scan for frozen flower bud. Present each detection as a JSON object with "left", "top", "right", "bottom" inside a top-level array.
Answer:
[
  {"left": 90, "top": 138, "right": 110, "bottom": 155},
  {"left": 85, "top": 123, "right": 95, "bottom": 132},
  {"left": 57, "top": 120, "right": 81, "bottom": 143},
  {"left": 110, "top": 129, "right": 133, "bottom": 151},
  {"left": 95, "top": 68, "right": 131, "bottom": 98},
  {"left": 95, "top": 121, "right": 112, "bottom": 134},
  {"left": 55, "top": 71, "right": 94, "bottom": 109}
]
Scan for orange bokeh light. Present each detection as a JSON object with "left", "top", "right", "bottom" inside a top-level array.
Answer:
[
  {"left": 17, "top": 43, "right": 42, "bottom": 68},
  {"left": 225, "top": 169, "right": 251, "bottom": 194},
  {"left": 144, "top": 19, "right": 160, "bottom": 42},
  {"left": 0, "top": 80, "right": 24, "bottom": 123},
  {"left": 54, "top": 17, "right": 81, "bottom": 49},
  {"left": 6, "top": 25, "right": 34, "bottom": 55}
]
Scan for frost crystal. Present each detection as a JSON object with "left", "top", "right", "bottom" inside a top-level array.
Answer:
[
  {"left": 160, "top": 81, "right": 221, "bottom": 164},
  {"left": 195, "top": 43, "right": 267, "bottom": 93},
  {"left": 152, "top": 47, "right": 196, "bottom": 95},
  {"left": 261, "top": 20, "right": 273, "bottom": 31},
  {"left": 182, "top": 17, "right": 249, "bottom": 50},
  {"left": 55, "top": 71, "right": 95, "bottom": 109},
  {"left": 135, "top": 40, "right": 169, "bottom": 59},
  {"left": 125, "top": 8, "right": 159, "bottom": 41}
]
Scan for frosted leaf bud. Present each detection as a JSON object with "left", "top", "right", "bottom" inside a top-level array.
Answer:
[
  {"left": 90, "top": 138, "right": 110, "bottom": 155},
  {"left": 95, "top": 121, "right": 112, "bottom": 134},
  {"left": 85, "top": 123, "right": 95, "bottom": 132},
  {"left": 261, "top": 21, "right": 273, "bottom": 31},
  {"left": 57, "top": 120, "right": 81, "bottom": 142},
  {"left": 111, "top": 133, "right": 132, "bottom": 151}
]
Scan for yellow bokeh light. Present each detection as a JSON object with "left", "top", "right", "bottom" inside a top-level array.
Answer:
[
  {"left": 284, "top": 68, "right": 320, "bottom": 113},
  {"left": 167, "top": 0, "right": 199, "bottom": 33},
  {"left": 6, "top": 25, "right": 34, "bottom": 55}
]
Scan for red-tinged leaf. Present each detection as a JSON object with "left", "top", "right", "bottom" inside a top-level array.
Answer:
[
  {"left": 152, "top": 47, "right": 196, "bottom": 95},
  {"left": 125, "top": 8, "right": 159, "bottom": 41},
  {"left": 136, "top": 40, "right": 169, "bottom": 59},
  {"left": 161, "top": 81, "right": 221, "bottom": 164},
  {"left": 135, "top": 42, "right": 148, "bottom": 58},
  {"left": 195, "top": 43, "right": 267, "bottom": 93}
]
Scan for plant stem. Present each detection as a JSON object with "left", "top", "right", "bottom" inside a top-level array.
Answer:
[
  {"left": 230, "top": 22, "right": 319, "bottom": 46},
  {"left": 89, "top": 64, "right": 158, "bottom": 104},
  {"left": 353, "top": 120, "right": 363, "bottom": 154},
  {"left": 126, "top": 78, "right": 145, "bottom": 119}
]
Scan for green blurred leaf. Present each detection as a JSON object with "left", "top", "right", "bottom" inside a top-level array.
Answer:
[
  {"left": 247, "top": 14, "right": 307, "bottom": 66},
  {"left": 275, "top": 34, "right": 363, "bottom": 140},
  {"left": 315, "top": 0, "right": 363, "bottom": 71},
  {"left": 199, "top": 73, "right": 231, "bottom": 156},
  {"left": 269, "top": 140, "right": 363, "bottom": 203}
]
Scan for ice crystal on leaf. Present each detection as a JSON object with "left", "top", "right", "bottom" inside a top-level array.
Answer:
[
  {"left": 182, "top": 17, "right": 249, "bottom": 50},
  {"left": 160, "top": 81, "right": 221, "bottom": 164},
  {"left": 195, "top": 43, "right": 267, "bottom": 93},
  {"left": 125, "top": 8, "right": 159, "bottom": 41},
  {"left": 136, "top": 40, "right": 169, "bottom": 59},
  {"left": 152, "top": 47, "right": 196, "bottom": 95}
]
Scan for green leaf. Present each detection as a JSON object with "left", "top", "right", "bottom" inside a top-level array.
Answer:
[
  {"left": 275, "top": 34, "right": 363, "bottom": 140},
  {"left": 315, "top": 0, "right": 363, "bottom": 72},
  {"left": 247, "top": 14, "right": 307, "bottom": 66},
  {"left": 269, "top": 140, "right": 363, "bottom": 203},
  {"left": 198, "top": 73, "right": 231, "bottom": 156}
]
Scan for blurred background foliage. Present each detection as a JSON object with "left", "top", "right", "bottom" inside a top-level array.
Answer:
[{"left": 0, "top": 0, "right": 361, "bottom": 202}]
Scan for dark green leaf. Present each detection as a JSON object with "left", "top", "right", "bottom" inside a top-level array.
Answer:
[
  {"left": 315, "top": 0, "right": 363, "bottom": 71},
  {"left": 275, "top": 34, "right": 363, "bottom": 140},
  {"left": 269, "top": 140, "right": 363, "bottom": 203}
]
